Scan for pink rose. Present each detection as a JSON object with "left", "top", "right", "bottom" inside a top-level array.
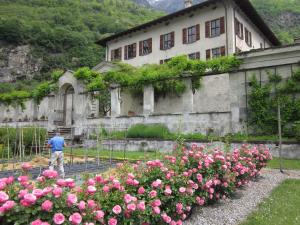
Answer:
[
  {"left": 2, "top": 200, "right": 15, "bottom": 211},
  {"left": 41, "top": 200, "right": 53, "bottom": 212},
  {"left": 108, "top": 218, "right": 118, "bottom": 225},
  {"left": 21, "top": 162, "right": 32, "bottom": 171},
  {"left": 87, "top": 200, "right": 97, "bottom": 209},
  {"left": 127, "top": 203, "right": 136, "bottom": 212},
  {"left": 79, "top": 201, "right": 86, "bottom": 211},
  {"left": 33, "top": 189, "right": 44, "bottom": 198},
  {"left": 153, "top": 206, "right": 160, "bottom": 215},
  {"left": 87, "top": 186, "right": 97, "bottom": 194},
  {"left": 151, "top": 199, "right": 161, "bottom": 207},
  {"left": 24, "top": 193, "right": 37, "bottom": 205},
  {"left": 103, "top": 185, "right": 110, "bottom": 193},
  {"left": 0, "top": 191, "right": 9, "bottom": 203},
  {"left": 149, "top": 190, "right": 157, "bottom": 198},
  {"left": 53, "top": 213, "right": 65, "bottom": 225},
  {"left": 31, "top": 219, "right": 42, "bottom": 225},
  {"left": 179, "top": 187, "right": 186, "bottom": 193},
  {"left": 67, "top": 194, "right": 77, "bottom": 206},
  {"left": 52, "top": 187, "right": 63, "bottom": 198},
  {"left": 69, "top": 213, "right": 82, "bottom": 225},
  {"left": 57, "top": 179, "right": 66, "bottom": 187},
  {"left": 95, "top": 210, "right": 105, "bottom": 220},
  {"left": 0, "top": 181, "right": 6, "bottom": 190},
  {"left": 137, "top": 201, "right": 145, "bottom": 211},
  {"left": 42, "top": 170, "right": 58, "bottom": 179},
  {"left": 87, "top": 178, "right": 96, "bottom": 186},
  {"left": 138, "top": 186, "right": 145, "bottom": 194},
  {"left": 112, "top": 205, "right": 122, "bottom": 214}
]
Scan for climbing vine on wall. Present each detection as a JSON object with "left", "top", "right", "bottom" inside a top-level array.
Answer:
[
  {"left": 74, "top": 55, "right": 241, "bottom": 98},
  {"left": 248, "top": 69, "right": 300, "bottom": 137}
]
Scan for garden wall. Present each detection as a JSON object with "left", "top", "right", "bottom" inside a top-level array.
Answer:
[{"left": 83, "top": 139, "right": 300, "bottom": 159}]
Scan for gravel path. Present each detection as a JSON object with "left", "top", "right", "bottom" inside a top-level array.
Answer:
[{"left": 184, "top": 169, "right": 300, "bottom": 225}]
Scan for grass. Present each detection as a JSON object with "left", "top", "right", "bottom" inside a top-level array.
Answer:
[
  {"left": 240, "top": 179, "right": 300, "bottom": 225},
  {"left": 64, "top": 148, "right": 164, "bottom": 161},
  {"left": 267, "top": 158, "right": 300, "bottom": 170}
]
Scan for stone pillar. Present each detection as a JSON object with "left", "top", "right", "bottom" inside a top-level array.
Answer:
[
  {"left": 143, "top": 85, "right": 154, "bottom": 115},
  {"left": 110, "top": 84, "right": 121, "bottom": 117},
  {"left": 181, "top": 76, "right": 194, "bottom": 114}
]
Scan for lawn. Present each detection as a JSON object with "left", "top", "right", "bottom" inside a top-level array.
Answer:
[
  {"left": 240, "top": 179, "right": 300, "bottom": 225},
  {"left": 267, "top": 158, "right": 300, "bottom": 170},
  {"left": 64, "top": 148, "right": 164, "bottom": 161}
]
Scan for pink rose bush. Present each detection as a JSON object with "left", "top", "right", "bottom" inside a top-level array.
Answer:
[{"left": 0, "top": 144, "right": 271, "bottom": 224}]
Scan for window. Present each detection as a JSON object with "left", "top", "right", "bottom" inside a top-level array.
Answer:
[
  {"left": 211, "top": 19, "right": 220, "bottom": 37},
  {"left": 206, "top": 17, "right": 225, "bottom": 38},
  {"left": 139, "top": 38, "right": 152, "bottom": 56},
  {"left": 245, "top": 28, "right": 252, "bottom": 47},
  {"left": 160, "top": 32, "right": 174, "bottom": 50},
  {"left": 188, "top": 26, "right": 197, "bottom": 43},
  {"left": 206, "top": 46, "right": 226, "bottom": 60},
  {"left": 124, "top": 43, "right": 137, "bottom": 60},
  {"left": 235, "top": 18, "right": 244, "bottom": 39},
  {"left": 111, "top": 48, "right": 122, "bottom": 61},
  {"left": 188, "top": 52, "right": 200, "bottom": 60},
  {"left": 159, "top": 58, "right": 172, "bottom": 64},
  {"left": 212, "top": 47, "right": 221, "bottom": 58}
]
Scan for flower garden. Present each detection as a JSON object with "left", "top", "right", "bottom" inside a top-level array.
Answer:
[{"left": 0, "top": 144, "right": 272, "bottom": 225}]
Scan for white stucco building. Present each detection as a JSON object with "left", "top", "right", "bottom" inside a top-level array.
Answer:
[{"left": 97, "top": 0, "right": 280, "bottom": 67}]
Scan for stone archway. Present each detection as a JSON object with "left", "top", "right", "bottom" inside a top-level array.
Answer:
[{"left": 61, "top": 83, "right": 75, "bottom": 126}]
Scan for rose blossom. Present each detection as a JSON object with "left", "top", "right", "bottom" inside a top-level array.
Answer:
[
  {"left": 42, "top": 170, "right": 58, "bottom": 179},
  {"left": 0, "top": 191, "right": 9, "bottom": 203},
  {"left": 127, "top": 203, "right": 136, "bottom": 212},
  {"left": 108, "top": 218, "right": 118, "bottom": 225},
  {"left": 53, "top": 213, "right": 65, "bottom": 225},
  {"left": 138, "top": 186, "right": 145, "bottom": 194},
  {"left": 24, "top": 193, "right": 37, "bottom": 204},
  {"left": 21, "top": 162, "right": 32, "bottom": 171},
  {"left": 31, "top": 219, "right": 42, "bottom": 225},
  {"left": 41, "top": 200, "right": 53, "bottom": 212},
  {"left": 52, "top": 187, "right": 63, "bottom": 198},
  {"left": 95, "top": 210, "right": 105, "bottom": 220},
  {"left": 87, "top": 185, "right": 97, "bottom": 194},
  {"left": 112, "top": 205, "right": 122, "bottom": 214},
  {"left": 137, "top": 201, "right": 145, "bottom": 211},
  {"left": 79, "top": 201, "right": 86, "bottom": 211},
  {"left": 2, "top": 200, "right": 15, "bottom": 211},
  {"left": 67, "top": 193, "right": 78, "bottom": 206},
  {"left": 69, "top": 213, "right": 82, "bottom": 225}
]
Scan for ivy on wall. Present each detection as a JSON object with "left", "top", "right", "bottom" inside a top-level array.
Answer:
[
  {"left": 0, "top": 56, "right": 241, "bottom": 108},
  {"left": 248, "top": 69, "right": 300, "bottom": 137}
]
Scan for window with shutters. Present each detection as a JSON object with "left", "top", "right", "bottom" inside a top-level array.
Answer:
[
  {"left": 188, "top": 26, "right": 197, "bottom": 43},
  {"left": 125, "top": 43, "right": 136, "bottom": 60},
  {"left": 111, "top": 48, "right": 122, "bottom": 61},
  {"left": 188, "top": 52, "right": 200, "bottom": 60},
  {"left": 161, "top": 32, "right": 174, "bottom": 50},
  {"left": 245, "top": 28, "right": 252, "bottom": 47},
  {"left": 235, "top": 18, "right": 243, "bottom": 39},
  {"left": 211, "top": 19, "right": 220, "bottom": 37},
  {"left": 211, "top": 47, "right": 221, "bottom": 58},
  {"left": 140, "top": 38, "right": 152, "bottom": 56}
]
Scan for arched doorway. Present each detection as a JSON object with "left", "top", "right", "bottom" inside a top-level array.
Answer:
[{"left": 63, "top": 85, "right": 75, "bottom": 126}]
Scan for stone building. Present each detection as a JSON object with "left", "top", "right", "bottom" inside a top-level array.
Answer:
[{"left": 98, "top": 0, "right": 280, "bottom": 66}]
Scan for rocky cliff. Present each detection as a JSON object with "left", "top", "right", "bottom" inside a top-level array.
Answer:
[{"left": 0, "top": 43, "right": 42, "bottom": 82}]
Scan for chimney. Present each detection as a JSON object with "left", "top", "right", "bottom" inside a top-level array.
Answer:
[{"left": 184, "top": 0, "right": 192, "bottom": 8}]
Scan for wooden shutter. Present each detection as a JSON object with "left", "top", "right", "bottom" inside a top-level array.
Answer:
[
  {"left": 196, "top": 52, "right": 200, "bottom": 60},
  {"left": 220, "top": 16, "right": 225, "bottom": 34},
  {"left": 241, "top": 23, "right": 244, "bottom": 40},
  {"left": 160, "top": 35, "right": 164, "bottom": 50},
  {"left": 220, "top": 46, "right": 226, "bottom": 56},
  {"left": 171, "top": 31, "right": 175, "bottom": 47},
  {"left": 159, "top": 60, "right": 164, "bottom": 64},
  {"left": 133, "top": 43, "right": 137, "bottom": 58},
  {"left": 183, "top": 28, "right": 187, "bottom": 44},
  {"left": 196, "top": 24, "right": 200, "bottom": 41},
  {"left": 110, "top": 50, "right": 114, "bottom": 61},
  {"left": 124, "top": 46, "right": 128, "bottom": 60},
  {"left": 249, "top": 32, "right": 252, "bottom": 47},
  {"left": 148, "top": 38, "right": 152, "bottom": 53},
  {"left": 139, "top": 41, "right": 143, "bottom": 56},
  {"left": 235, "top": 18, "right": 239, "bottom": 35},
  {"left": 206, "top": 49, "right": 211, "bottom": 60},
  {"left": 205, "top": 21, "right": 210, "bottom": 38}
]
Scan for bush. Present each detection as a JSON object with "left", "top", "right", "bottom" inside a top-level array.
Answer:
[
  {"left": 127, "top": 124, "right": 171, "bottom": 139},
  {"left": 295, "top": 122, "right": 300, "bottom": 141},
  {"left": 0, "top": 144, "right": 271, "bottom": 224}
]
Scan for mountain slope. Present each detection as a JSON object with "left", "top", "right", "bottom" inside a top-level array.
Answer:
[
  {"left": 0, "top": 0, "right": 163, "bottom": 80},
  {"left": 146, "top": 0, "right": 300, "bottom": 44}
]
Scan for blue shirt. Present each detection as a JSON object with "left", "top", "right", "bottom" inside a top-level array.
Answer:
[{"left": 48, "top": 136, "right": 65, "bottom": 153}]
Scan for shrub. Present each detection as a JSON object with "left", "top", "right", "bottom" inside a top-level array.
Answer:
[
  {"left": 295, "top": 122, "right": 300, "bottom": 141},
  {"left": 127, "top": 124, "right": 171, "bottom": 139},
  {"left": 0, "top": 144, "right": 271, "bottom": 224}
]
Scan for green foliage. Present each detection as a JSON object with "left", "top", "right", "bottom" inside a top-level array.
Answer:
[
  {"left": 251, "top": 0, "right": 300, "bottom": 44},
  {"left": 0, "top": 91, "right": 31, "bottom": 108},
  {"left": 74, "top": 55, "right": 241, "bottom": 97},
  {"left": 295, "top": 121, "right": 300, "bottom": 141},
  {"left": 127, "top": 124, "right": 171, "bottom": 139},
  {"left": 50, "top": 69, "right": 64, "bottom": 82},
  {"left": 248, "top": 69, "right": 300, "bottom": 136},
  {"left": 31, "top": 81, "right": 57, "bottom": 104},
  {"left": 0, "top": 0, "right": 163, "bottom": 74},
  {"left": 0, "top": 127, "right": 47, "bottom": 158}
]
